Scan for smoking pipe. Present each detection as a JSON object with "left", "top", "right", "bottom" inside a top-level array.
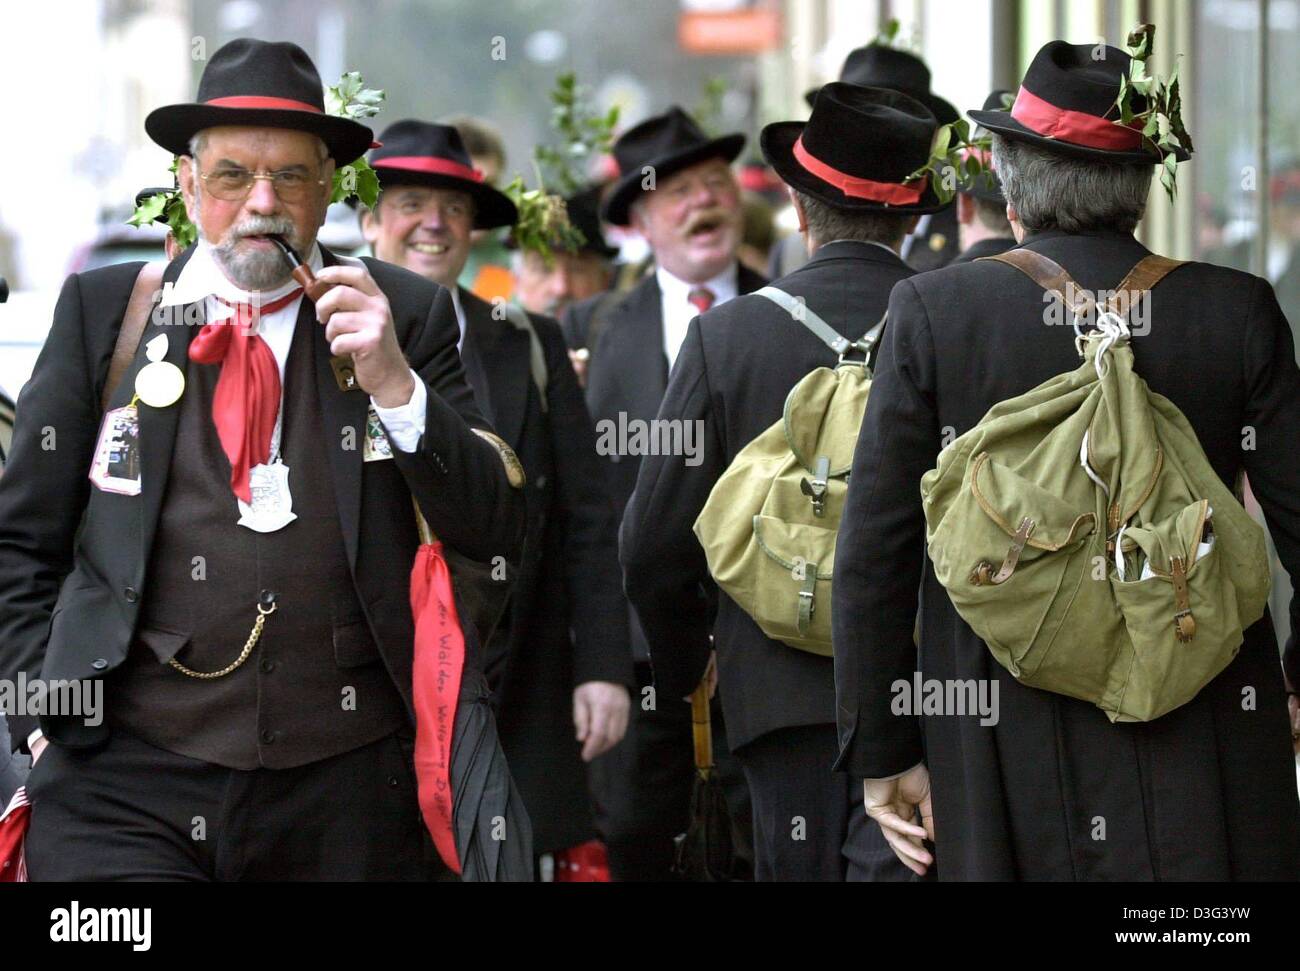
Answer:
[
  {"left": 267, "top": 234, "right": 358, "bottom": 390},
  {"left": 267, "top": 234, "right": 335, "bottom": 302}
]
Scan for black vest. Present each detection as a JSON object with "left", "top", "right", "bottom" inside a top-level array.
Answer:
[{"left": 107, "top": 306, "right": 409, "bottom": 769}]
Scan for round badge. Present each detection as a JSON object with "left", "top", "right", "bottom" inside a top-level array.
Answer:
[{"left": 135, "top": 361, "right": 186, "bottom": 408}]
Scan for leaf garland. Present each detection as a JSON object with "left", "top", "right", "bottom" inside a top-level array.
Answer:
[
  {"left": 532, "top": 71, "right": 620, "bottom": 198},
  {"left": 511, "top": 71, "right": 620, "bottom": 265},
  {"left": 128, "top": 72, "right": 387, "bottom": 244},
  {"left": 1114, "top": 23, "right": 1193, "bottom": 201},
  {"left": 906, "top": 118, "right": 993, "bottom": 205}
]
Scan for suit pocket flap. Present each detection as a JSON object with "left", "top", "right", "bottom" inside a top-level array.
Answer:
[
  {"left": 334, "top": 618, "right": 382, "bottom": 668},
  {"left": 135, "top": 626, "right": 191, "bottom": 665}
]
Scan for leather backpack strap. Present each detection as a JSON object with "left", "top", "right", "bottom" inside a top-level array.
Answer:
[
  {"left": 1109, "top": 254, "right": 1186, "bottom": 306},
  {"left": 102, "top": 261, "right": 166, "bottom": 411},
  {"left": 983, "top": 249, "right": 1091, "bottom": 317}
]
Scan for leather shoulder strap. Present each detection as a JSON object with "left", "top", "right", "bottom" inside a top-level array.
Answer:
[
  {"left": 984, "top": 249, "right": 1187, "bottom": 320},
  {"left": 983, "top": 249, "right": 1088, "bottom": 315},
  {"left": 102, "top": 261, "right": 165, "bottom": 411},
  {"left": 1113, "top": 254, "right": 1185, "bottom": 296}
]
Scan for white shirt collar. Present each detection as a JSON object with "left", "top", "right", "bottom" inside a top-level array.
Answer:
[
  {"left": 655, "top": 263, "right": 739, "bottom": 306},
  {"left": 820, "top": 238, "right": 900, "bottom": 259},
  {"left": 451, "top": 286, "right": 467, "bottom": 352}
]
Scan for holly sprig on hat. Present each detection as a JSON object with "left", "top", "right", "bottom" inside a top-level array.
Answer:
[
  {"left": 533, "top": 71, "right": 620, "bottom": 198},
  {"left": 128, "top": 71, "right": 386, "bottom": 245},
  {"left": 906, "top": 119, "right": 993, "bottom": 205},
  {"left": 324, "top": 71, "right": 384, "bottom": 209},
  {"left": 508, "top": 71, "right": 618, "bottom": 264},
  {"left": 1114, "top": 23, "right": 1194, "bottom": 200}
]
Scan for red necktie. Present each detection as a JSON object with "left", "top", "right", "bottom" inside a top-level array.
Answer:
[
  {"left": 187, "top": 288, "right": 303, "bottom": 503},
  {"left": 687, "top": 287, "right": 716, "bottom": 315}
]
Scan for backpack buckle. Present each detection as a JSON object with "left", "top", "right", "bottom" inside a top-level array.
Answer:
[
  {"left": 800, "top": 457, "right": 832, "bottom": 517},
  {"left": 1171, "top": 556, "right": 1196, "bottom": 642},
  {"left": 970, "top": 517, "right": 1036, "bottom": 586}
]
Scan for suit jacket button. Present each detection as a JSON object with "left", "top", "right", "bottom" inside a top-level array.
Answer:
[
  {"left": 91, "top": 658, "right": 108, "bottom": 671},
  {"left": 123, "top": 586, "right": 138, "bottom": 603},
  {"left": 259, "top": 589, "right": 277, "bottom": 608},
  {"left": 260, "top": 729, "right": 277, "bottom": 744},
  {"left": 260, "top": 658, "right": 276, "bottom": 673}
]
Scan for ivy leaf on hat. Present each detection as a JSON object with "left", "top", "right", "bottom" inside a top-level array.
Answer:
[{"left": 1113, "top": 23, "right": 1194, "bottom": 199}]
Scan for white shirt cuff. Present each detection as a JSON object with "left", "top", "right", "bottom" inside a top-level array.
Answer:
[
  {"left": 26, "top": 729, "right": 43, "bottom": 750},
  {"left": 371, "top": 369, "right": 427, "bottom": 454}
]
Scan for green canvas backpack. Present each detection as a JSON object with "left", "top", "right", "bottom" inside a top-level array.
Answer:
[
  {"left": 922, "top": 250, "right": 1271, "bottom": 722},
  {"left": 693, "top": 287, "right": 886, "bottom": 656}
]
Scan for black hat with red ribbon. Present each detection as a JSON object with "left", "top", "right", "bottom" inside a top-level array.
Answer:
[
  {"left": 367, "top": 120, "right": 519, "bottom": 230},
  {"left": 762, "top": 83, "right": 950, "bottom": 215},
  {"left": 145, "top": 38, "right": 374, "bottom": 163},
  {"left": 968, "top": 41, "right": 1191, "bottom": 165},
  {"left": 602, "top": 107, "right": 745, "bottom": 227}
]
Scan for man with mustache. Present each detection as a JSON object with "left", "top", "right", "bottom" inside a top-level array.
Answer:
[
  {"left": 359, "top": 120, "right": 633, "bottom": 868},
  {"left": 561, "top": 106, "right": 764, "bottom": 881},
  {"left": 0, "top": 40, "right": 527, "bottom": 880}
]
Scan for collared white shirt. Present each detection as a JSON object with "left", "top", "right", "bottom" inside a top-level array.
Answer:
[
  {"left": 160, "top": 239, "right": 427, "bottom": 451},
  {"left": 656, "top": 263, "right": 739, "bottom": 371}
]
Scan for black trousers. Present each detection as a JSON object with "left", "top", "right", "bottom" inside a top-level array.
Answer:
[
  {"left": 734, "top": 723, "right": 920, "bottom": 882},
  {"left": 25, "top": 727, "right": 448, "bottom": 881},
  {"left": 588, "top": 662, "right": 753, "bottom": 881}
]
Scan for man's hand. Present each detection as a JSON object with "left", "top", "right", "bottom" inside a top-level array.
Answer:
[
  {"left": 29, "top": 734, "right": 48, "bottom": 766},
  {"left": 314, "top": 264, "right": 415, "bottom": 407},
  {"left": 864, "top": 763, "right": 935, "bottom": 877},
  {"left": 1289, "top": 693, "right": 1299, "bottom": 755},
  {"left": 573, "top": 681, "right": 630, "bottom": 762}
]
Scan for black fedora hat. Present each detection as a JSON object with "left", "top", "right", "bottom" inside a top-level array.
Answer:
[
  {"left": 805, "top": 45, "right": 959, "bottom": 125},
  {"left": 960, "top": 90, "right": 1012, "bottom": 204},
  {"left": 367, "top": 120, "right": 518, "bottom": 230},
  {"left": 146, "top": 39, "right": 374, "bottom": 163},
  {"left": 602, "top": 107, "right": 745, "bottom": 226},
  {"left": 762, "top": 83, "right": 950, "bottom": 216},
  {"left": 564, "top": 183, "right": 619, "bottom": 258},
  {"left": 969, "top": 41, "right": 1191, "bottom": 165}
]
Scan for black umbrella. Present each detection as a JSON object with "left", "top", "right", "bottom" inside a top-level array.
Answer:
[{"left": 673, "top": 677, "right": 751, "bottom": 882}]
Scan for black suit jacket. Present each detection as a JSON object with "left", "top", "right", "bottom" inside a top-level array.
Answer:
[
  {"left": 562, "top": 262, "right": 766, "bottom": 663},
  {"left": 832, "top": 229, "right": 1300, "bottom": 879},
  {"left": 457, "top": 289, "right": 631, "bottom": 849},
  {"left": 0, "top": 246, "right": 525, "bottom": 751},
  {"left": 948, "top": 235, "right": 1018, "bottom": 266},
  {"left": 620, "top": 241, "right": 914, "bottom": 750}
]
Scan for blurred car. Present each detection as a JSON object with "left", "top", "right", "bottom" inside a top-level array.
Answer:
[{"left": 67, "top": 221, "right": 166, "bottom": 274}]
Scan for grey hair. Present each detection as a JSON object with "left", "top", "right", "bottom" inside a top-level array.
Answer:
[
  {"left": 187, "top": 131, "right": 329, "bottom": 163},
  {"left": 792, "top": 190, "right": 911, "bottom": 248},
  {"left": 990, "top": 133, "right": 1154, "bottom": 234}
]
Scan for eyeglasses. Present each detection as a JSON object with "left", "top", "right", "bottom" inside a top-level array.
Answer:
[{"left": 198, "top": 165, "right": 326, "bottom": 203}]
